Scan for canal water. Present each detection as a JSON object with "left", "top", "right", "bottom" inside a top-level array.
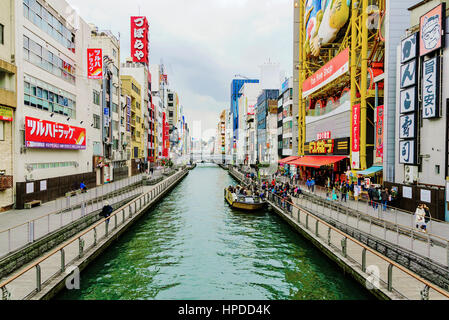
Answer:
[{"left": 57, "top": 165, "right": 372, "bottom": 300}]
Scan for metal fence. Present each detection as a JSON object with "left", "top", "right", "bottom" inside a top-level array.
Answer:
[
  {"left": 0, "top": 173, "right": 152, "bottom": 259},
  {"left": 234, "top": 168, "right": 449, "bottom": 267},
  {"left": 267, "top": 192, "right": 449, "bottom": 300},
  {"left": 0, "top": 170, "right": 186, "bottom": 300}
]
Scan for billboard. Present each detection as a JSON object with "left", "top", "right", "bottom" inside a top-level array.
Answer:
[
  {"left": 304, "top": 0, "right": 351, "bottom": 57},
  {"left": 87, "top": 48, "right": 103, "bottom": 79},
  {"left": 0, "top": 106, "right": 13, "bottom": 121},
  {"left": 419, "top": 3, "right": 446, "bottom": 57},
  {"left": 25, "top": 117, "right": 86, "bottom": 150},
  {"left": 302, "top": 48, "right": 349, "bottom": 98},
  {"left": 131, "top": 16, "right": 149, "bottom": 64}
]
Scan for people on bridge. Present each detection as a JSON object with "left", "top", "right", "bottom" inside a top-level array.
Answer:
[{"left": 340, "top": 183, "right": 348, "bottom": 202}]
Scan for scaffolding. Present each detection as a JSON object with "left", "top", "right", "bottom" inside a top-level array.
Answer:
[{"left": 298, "top": 0, "right": 385, "bottom": 170}]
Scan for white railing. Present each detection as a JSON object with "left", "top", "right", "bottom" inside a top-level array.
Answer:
[
  {"left": 0, "top": 170, "right": 187, "bottom": 300},
  {"left": 0, "top": 174, "right": 149, "bottom": 259}
]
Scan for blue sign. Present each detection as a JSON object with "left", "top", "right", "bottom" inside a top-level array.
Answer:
[{"left": 104, "top": 107, "right": 109, "bottom": 116}]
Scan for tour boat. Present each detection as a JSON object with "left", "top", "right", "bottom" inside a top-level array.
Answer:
[{"left": 224, "top": 188, "right": 266, "bottom": 211}]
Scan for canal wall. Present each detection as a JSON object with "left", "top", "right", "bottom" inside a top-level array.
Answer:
[{"left": 27, "top": 169, "right": 189, "bottom": 300}]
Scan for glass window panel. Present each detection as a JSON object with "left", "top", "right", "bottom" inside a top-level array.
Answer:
[
  {"left": 24, "top": 94, "right": 30, "bottom": 105},
  {"left": 36, "top": 87, "right": 42, "bottom": 98},
  {"left": 23, "top": 36, "right": 29, "bottom": 49},
  {"left": 42, "top": 100, "right": 49, "bottom": 110},
  {"left": 42, "top": 90, "right": 48, "bottom": 100},
  {"left": 23, "top": 48, "right": 29, "bottom": 60},
  {"left": 49, "top": 102, "right": 54, "bottom": 112},
  {"left": 23, "top": 5, "right": 29, "bottom": 19},
  {"left": 37, "top": 98, "right": 43, "bottom": 109}
]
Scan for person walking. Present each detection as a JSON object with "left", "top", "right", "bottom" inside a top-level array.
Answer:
[
  {"left": 100, "top": 200, "right": 113, "bottom": 227},
  {"left": 415, "top": 204, "right": 426, "bottom": 232},
  {"left": 423, "top": 204, "right": 431, "bottom": 233},
  {"left": 340, "top": 183, "right": 347, "bottom": 202},
  {"left": 381, "top": 188, "right": 389, "bottom": 211},
  {"left": 331, "top": 187, "right": 338, "bottom": 201},
  {"left": 80, "top": 181, "right": 87, "bottom": 193},
  {"left": 354, "top": 183, "right": 360, "bottom": 201},
  {"left": 372, "top": 187, "right": 380, "bottom": 210},
  {"left": 311, "top": 178, "right": 316, "bottom": 193}
]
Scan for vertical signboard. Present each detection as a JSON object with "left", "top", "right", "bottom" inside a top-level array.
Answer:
[
  {"left": 419, "top": 3, "right": 446, "bottom": 57},
  {"left": 351, "top": 104, "right": 360, "bottom": 169},
  {"left": 126, "top": 96, "right": 131, "bottom": 132},
  {"left": 376, "top": 105, "right": 384, "bottom": 161},
  {"left": 131, "top": 16, "right": 149, "bottom": 65},
  {"left": 422, "top": 56, "right": 441, "bottom": 118},
  {"left": 87, "top": 49, "right": 103, "bottom": 79}
]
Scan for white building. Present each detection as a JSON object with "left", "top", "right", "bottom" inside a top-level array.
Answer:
[{"left": 15, "top": 0, "right": 97, "bottom": 207}]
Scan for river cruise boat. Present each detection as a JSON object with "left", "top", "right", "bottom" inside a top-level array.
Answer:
[{"left": 224, "top": 188, "right": 266, "bottom": 211}]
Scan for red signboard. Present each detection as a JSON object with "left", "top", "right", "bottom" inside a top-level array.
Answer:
[
  {"left": 302, "top": 48, "right": 349, "bottom": 98},
  {"left": 419, "top": 3, "right": 446, "bottom": 57},
  {"left": 352, "top": 104, "right": 360, "bottom": 169},
  {"left": 87, "top": 48, "right": 103, "bottom": 79},
  {"left": 131, "top": 16, "right": 149, "bottom": 64},
  {"left": 25, "top": 117, "right": 86, "bottom": 150},
  {"left": 248, "top": 104, "right": 255, "bottom": 115},
  {"left": 376, "top": 105, "right": 384, "bottom": 160},
  {"left": 162, "top": 112, "right": 169, "bottom": 158}
]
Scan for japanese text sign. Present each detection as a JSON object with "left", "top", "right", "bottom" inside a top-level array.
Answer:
[
  {"left": 87, "top": 49, "right": 103, "bottom": 79},
  {"left": 25, "top": 117, "right": 86, "bottom": 150},
  {"left": 401, "top": 33, "right": 418, "bottom": 63},
  {"left": 376, "top": 106, "right": 384, "bottom": 161},
  {"left": 131, "top": 16, "right": 149, "bottom": 64},
  {"left": 422, "top": 56, "right": 440, "bottom": 118}
]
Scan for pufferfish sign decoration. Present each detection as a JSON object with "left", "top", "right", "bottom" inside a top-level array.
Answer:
[{"left": 304, "top": 0, "right": 351, "bottom": 57}]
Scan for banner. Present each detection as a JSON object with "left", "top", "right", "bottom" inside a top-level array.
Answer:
[
  {"left": 25, "top": 117, "right": 86, "bottom": 150},
  {"left": 87, "top": 49, "right": 103, "bottom": 79},
  {"left": 351, "top": 104, "right": 360, "bottom": 169},
  {"left": 302, "top": 48, "right": 349, "bottom": 98},
  {"left": 131, "top": 16, "right": 149, "bottom": 64},
  {"left": 126, "top": 96, "right": 131, "bottom": 132},
  {"left": 376, "top": 105, "right": 384, "bottom": 161}
]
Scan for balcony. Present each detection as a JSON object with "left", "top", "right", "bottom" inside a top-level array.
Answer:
[{"left": 0, "top": 175, "right": 13, "bottom": 191}]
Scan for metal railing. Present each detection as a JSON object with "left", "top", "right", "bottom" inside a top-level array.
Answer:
[
  {"left": 235, "top": 169, "right": 449, "bottom": 267},
  {"left": 0, "top": 170, "right": 187, "bottom": 300},
  {"left": 267, "top": 191, "right": 449, "bottom": 300},
  {"left": 0, "top": 174, "right": 149, "bottom": 259}
]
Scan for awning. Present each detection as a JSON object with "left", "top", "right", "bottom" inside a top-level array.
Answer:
[
  {"left": 289, "top": 156, "right": 348, "bottom": 168},
  {"left": 278, "top": 156, "right": 300, "bottom": 164},
  {"left": 357, "top": 166, "right": 383, "bottom": 176}
]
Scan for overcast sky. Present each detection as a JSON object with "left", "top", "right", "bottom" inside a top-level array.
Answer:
[{"left": 67, "top": 0, "right": 293, "bottom": 139}]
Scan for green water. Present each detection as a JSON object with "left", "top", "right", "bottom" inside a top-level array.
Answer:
[{"left": 56, "top": 165, "right": 372, "bottom": 300}]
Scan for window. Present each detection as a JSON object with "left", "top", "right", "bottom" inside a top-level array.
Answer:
[
  {"left": 23, "top": 0, "right": 75, "bottom": 53},
  {"left": 0, "top": 24, "right": 4, "bottom": 45},
  {"left": 23, "top": 36, "right": 75, "bottom": 84},
  {"left": 93, "top": 90, "right": 100, "bottom": 105},
  {"left": 169, "top": 111, "right": 173, "bottom": 118},
  {"left": 93, "top": 114, "right": 100, "bottom": 129},
  {"left": 0, "top": 122, "right": 4, "bottom": 140},
  {"left": 112, "top": 48, "right": 117, "bottom": 58},
  {"left": 24, "top": 75, "right": 76, "bottom": 117},
  {"left": 112, "top": 103, "right": 118, "bottom": 113}
]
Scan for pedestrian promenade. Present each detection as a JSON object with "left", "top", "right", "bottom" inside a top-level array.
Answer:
[
  {"left": 0, "top": 170, "right": 163, "bottom": 259},
  {"left": 238, "top": 169, "right": 449, "bottom": 267},
  {"left": 0, "top": 169, "right": 187, "bottom": 300}
]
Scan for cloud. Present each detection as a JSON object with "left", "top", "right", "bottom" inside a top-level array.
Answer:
[{"left": 67, "top": 0, "right": 292, "bottom": 135}]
